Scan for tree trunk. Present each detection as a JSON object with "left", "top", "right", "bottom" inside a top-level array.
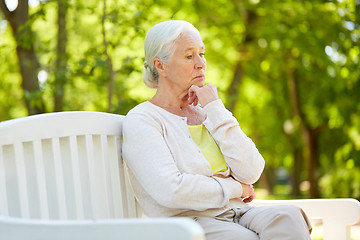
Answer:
[
  {"left": 291, "top": 146, "right": 303, "bottom": 197},
  {"left": 226, "top": 62, "right": 244, "bottom": 112},
  {"left": 54, "top": 0, "right": 68, "bottom": 112},
  {"left": 286, "top": 57, "right": 321, "bottom": 198},
  {"left": 304, "top": 127, "right": 321, "bottom": 198},
  {"left": 260, "top": 166, "right": 275, "bottom": 195},
  {"left": 225, "top": 2, "right": 256, "bottom": 111},
  {"left": 0, "top": 0, "right": 45, "bottom": 115}
]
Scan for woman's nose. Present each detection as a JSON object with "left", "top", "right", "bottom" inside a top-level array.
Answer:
[{"left": 195, "top": 55, "right": 206, "bottom": 69}]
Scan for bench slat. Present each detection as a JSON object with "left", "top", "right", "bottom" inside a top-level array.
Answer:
[{"left": 33, "top": 140, "right": 49, "bottom": 219}]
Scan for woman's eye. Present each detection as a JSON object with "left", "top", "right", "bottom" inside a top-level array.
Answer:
[
  {"left": 186, "top": 55, "right": 193, "bottom": 59},
  {"left": 200, "top": 53, "right": 205, "bottom": 57}
]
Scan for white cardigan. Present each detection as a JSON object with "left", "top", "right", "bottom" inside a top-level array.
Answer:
[{"left": 122, "top": 99, "right": 265, "bottom": 218}]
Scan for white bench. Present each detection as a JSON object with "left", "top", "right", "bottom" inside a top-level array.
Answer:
[{"left": 0, "top": 111, "right": 359, "bottom": 240}]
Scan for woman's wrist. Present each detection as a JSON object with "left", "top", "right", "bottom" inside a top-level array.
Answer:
[{"left": 213, "top": 176, "right": 243, "bottom": 200}]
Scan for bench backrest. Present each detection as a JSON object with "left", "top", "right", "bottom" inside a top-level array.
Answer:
[{"left": 0, "top": 111, "right": 138, "bottom": 220}]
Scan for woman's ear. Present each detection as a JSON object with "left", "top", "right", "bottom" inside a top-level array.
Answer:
[{"left": 153, "top": 58, "right": 165, "bottom": 75}]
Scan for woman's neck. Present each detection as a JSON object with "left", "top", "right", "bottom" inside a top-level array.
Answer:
[
  {"left": 148, "top": 78, "right": 206, "bottom": 124},
  {"left": 150, "top": 89, "right": 206, "bottom": 125},
  {"left": 150, "top": 85, "right": 189, "bottom": 111}
]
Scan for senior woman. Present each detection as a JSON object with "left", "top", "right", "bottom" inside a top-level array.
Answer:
[{"left": 122, "top": 20, "right": 311, "bottom": 240}]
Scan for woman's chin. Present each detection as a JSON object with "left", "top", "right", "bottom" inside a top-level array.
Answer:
[{"left": 193, "top": 80, "right": 205, "bottom": 87}]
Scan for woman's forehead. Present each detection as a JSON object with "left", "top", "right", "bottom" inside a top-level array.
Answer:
[{"left": 176, "top": 31, "right": 205, "bottom": 51}]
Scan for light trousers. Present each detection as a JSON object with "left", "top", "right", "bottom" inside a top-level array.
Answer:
[{"left": 195, "top": 205, "right": 312, "bottom": 240}]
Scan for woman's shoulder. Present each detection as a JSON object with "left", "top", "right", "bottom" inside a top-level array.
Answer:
[
  {"left": 126, "top": 101, "right": 182, "bottom": 120},
  {"left": 123, "top": 101, "right": 170, "bottom": 135},
  {"left": 126, "top": 101, "right": 153, "bottom": 115},
  {"left": 124, "top": 101, "right": 165, "bottom": 126},
  {"left": 124, "top": 101, "right": 186, "bottom": 129}
]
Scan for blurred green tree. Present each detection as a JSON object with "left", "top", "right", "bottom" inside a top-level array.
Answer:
[
  {"left": 0, "top": 0, "right": 359, "bottom": 199},
  {"left": 0, "top": 0, "right": 46, "bottom": 115}
]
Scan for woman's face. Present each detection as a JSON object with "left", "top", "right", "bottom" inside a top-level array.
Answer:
[{"left": 163, "top": 31, "right": 206, "bottom": 94}]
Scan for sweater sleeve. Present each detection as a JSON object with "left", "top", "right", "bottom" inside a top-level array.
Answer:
[
  {"left": 122, "top": 113, "right": 243, "bottom": 211},
  {"left": 202, "top": 99, "right": 265, "bottom": 184}
]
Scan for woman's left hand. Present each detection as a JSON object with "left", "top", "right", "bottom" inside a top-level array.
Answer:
[
  {"left": 240, "top": 183, "right": 256, "bottom": 203},
  {"left": 188, "top": 84, "right": 219, "bottom": 107}
]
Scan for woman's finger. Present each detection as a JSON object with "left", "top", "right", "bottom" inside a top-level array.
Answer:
[
  {"left": 188, "top": 84, "right": 218, "bottom": 107},
  {"left": 188, "top": 85, "right": 200, "bottom": 105}
]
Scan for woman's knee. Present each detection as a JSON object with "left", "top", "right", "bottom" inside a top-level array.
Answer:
[
  {"left": 282, "top": 205, "right": 312, "bottom": 234},
  {"left": 279, "top": 205, "right": 310, "bottom": 226},
  {"left": 238, "top": 205, "right": 311, "bottom": 239},
  {"left": 267, "top": 205, "right": 312, "bottom": 238},
  {"left": 279, "top": 205, "right": 302, "bottom": 217}
]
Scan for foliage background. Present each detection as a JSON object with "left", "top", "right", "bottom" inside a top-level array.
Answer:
[{"left": 1, "top": 0, "right": 359, "bottom": 200}]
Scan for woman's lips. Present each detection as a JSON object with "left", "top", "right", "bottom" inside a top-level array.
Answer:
[{"left": 193, "top": 75, "right": 205, "bottom": 80}]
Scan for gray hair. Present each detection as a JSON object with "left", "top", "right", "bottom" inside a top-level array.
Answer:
[{"left": 143, "top": 20, "right": 200, "bottom": 89}]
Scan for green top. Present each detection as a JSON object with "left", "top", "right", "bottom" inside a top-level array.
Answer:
[{"left": 188, "top": 124, "right": 228, "bottom": 174}]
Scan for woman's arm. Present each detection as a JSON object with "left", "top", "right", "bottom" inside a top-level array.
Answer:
[
  {"left": 203, "top": 99, "right": 265, "bottom": 184},
  {"left": 188, "top": 84, "right": 265, "bottom": 185},
  {"left": 122, "top": 113, "right": 243, "bottom": 211}
]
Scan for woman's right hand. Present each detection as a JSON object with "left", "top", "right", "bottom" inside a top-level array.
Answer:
[
  {"left": 240, "top": 183, "right": 255, "bottom": 203},
  {"left": 188, "top": 84, "right": 219, "bottom": 107}
]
